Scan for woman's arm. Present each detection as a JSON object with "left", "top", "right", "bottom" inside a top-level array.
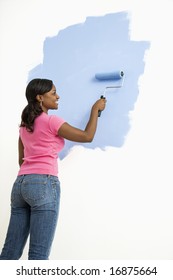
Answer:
[
  {"left": 18, "top": 137, "right": 24, "bottom": 166},
  {"left": 58, "top": 98, "right": 106, "bottom": 142}
]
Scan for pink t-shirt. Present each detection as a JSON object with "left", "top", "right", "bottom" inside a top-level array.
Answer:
[{"left": 18, "top": 112, "right": 65, "bottom": 176}]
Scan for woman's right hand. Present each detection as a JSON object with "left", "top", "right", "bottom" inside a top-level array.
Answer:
[{"left": 92, "top": 97, "right": 107, "bottom": 113}]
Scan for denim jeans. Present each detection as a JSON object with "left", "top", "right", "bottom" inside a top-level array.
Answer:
[{"left": 0, "top": 174, "right": 61, "bottom": 260}]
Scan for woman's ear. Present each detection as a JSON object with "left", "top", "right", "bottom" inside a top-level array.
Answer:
[{"left": 36, "top": 94, "right": 43, "bottom": 102}]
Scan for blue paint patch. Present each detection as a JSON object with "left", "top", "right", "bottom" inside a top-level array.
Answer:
[{"left": 29, "top": 12, "right": 150, "bottom": 158}]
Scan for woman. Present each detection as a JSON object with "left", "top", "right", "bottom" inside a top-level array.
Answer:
[{"left": 0, "top": 78, "right": 106, "bottom": 260}]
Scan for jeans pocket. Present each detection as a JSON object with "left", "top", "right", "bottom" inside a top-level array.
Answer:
[{"left": 21, "top": 175, "right": 48, "bottom": 203}]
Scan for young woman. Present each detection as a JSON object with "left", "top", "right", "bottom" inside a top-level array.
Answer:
[{"left": 0, "top": 78, "right": 106, "bottom": 260}]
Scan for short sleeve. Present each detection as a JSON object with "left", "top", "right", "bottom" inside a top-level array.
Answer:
[{"left": 48, "top": 115, "right": 65, "bottom": 135}]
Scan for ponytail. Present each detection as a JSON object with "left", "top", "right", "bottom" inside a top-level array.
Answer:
[{"left": 20, "top": 101, "right": 43, "bottom": 132}]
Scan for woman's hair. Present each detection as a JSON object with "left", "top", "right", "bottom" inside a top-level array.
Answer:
[{"left": 20, "top": 78, "right": 53, "bottom": 132}]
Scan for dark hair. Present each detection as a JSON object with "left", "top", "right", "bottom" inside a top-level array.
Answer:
[{"left": 20, "top": 78, "right": 53, "bottom": 132}]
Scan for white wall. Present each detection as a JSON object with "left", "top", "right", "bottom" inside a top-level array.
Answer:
[{"left": 0, "top": 0, "right": 173, "bottom": 260}]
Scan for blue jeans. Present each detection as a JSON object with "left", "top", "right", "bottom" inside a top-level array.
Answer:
[{"left": 0, "top": 174, "right": 61, "bottom": 260}]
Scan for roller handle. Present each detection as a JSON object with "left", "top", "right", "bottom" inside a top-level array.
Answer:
[{"left": 98, "top": 95, "right": 105, "bottom": 117}]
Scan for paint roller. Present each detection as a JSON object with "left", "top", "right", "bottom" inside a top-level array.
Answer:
[{"left": 95, "top": 70, "right": 124, "bottom": 117}]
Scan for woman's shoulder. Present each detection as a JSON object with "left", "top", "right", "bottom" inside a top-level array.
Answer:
[{"left": 48, "top": 114, "right": 65, "bottom": 133}]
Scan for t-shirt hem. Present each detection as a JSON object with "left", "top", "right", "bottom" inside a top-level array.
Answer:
[{"left": 18, "top": 170, "right": 58, "bottom": 176}]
